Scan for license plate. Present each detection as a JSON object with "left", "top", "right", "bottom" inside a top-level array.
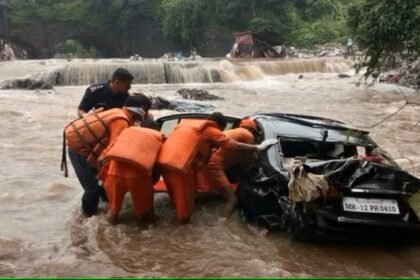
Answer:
[{"left": 342, "top": 197, "right": 400, "bottom": 215}]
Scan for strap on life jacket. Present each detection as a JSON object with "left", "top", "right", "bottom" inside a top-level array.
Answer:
[
  {"left": 67, "top": 110, "right": 129, "bottom": 162},
  {"left": 62, "top": 109, "right": 130, "bottom": 176},
  {"left": 70, "top": 121, "right": 101, "bottom": 160},
  {"left": 61, "top": 129, "right": 68, "bottom": 178},
  {"left": 80, "top": 112, "right": 111, "bottom": 151}
]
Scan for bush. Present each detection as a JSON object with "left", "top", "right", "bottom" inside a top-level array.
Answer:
[
  {"left": 53, "top": 40, "right": 98, "bottom": 58},
  {"left": 348, "top": 0, "right": 420, "bottom": 77}
]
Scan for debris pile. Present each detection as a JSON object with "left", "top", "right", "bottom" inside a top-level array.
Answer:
[
  {"left": 379, "top": 60, "right": 420, "bottom": 90},
  {"left": 1, "top": 78, "right": 53, "bottom": 90},
  {"left": 177, "top": 88, "right": 224, "bottom": 101}
]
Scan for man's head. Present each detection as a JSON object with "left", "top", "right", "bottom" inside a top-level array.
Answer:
[
  {"left": 240, "top": 117, "right": 259, "bottom": 136},
  {"left": 208, "top": 112, "right": 227, "bottom": 130},
  {"left": 109, "top": 68, "right": 134, "bottom": 94},
  {"left": 124, "top": 94, "right": 152, "bottom": 122}
]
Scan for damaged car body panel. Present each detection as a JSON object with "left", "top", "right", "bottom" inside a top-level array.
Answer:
[{"left": 237, "top": 113, "right": 420, "bottom": 241}]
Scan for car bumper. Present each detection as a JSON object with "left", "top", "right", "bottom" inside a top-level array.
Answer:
[{"left": 317, "top": 209, "right": 420, "bottom": 230}]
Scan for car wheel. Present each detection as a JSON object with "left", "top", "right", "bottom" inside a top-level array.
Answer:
[{"left": 287, "top": 202, "right": 318, "bottom": 242}]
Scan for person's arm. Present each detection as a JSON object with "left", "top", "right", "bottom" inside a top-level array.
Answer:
[
  {"left": 100, "top": 119, "right": 130, "bottom": 159},
  {"left": 78, "top": 88, "right": 94, "bottom": 118},
  {"left": 146, "top": 112, "right": 154, "bottom": 121},
  {"left": 204, "top": 127, "right": 258, "bottom": 151},
  {"left": 204, "top": 127, "right": 277, "bottom": 152},
  {"left": 78, "top": 107, "right": 104, "bottom": 118}
]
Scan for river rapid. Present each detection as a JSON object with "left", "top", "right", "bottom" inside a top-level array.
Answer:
[{"left": 1, "top": 58, "right": 420, "bottom": 277}]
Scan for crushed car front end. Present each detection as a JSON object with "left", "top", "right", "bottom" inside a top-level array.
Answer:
[{"left": 238, "top": 113, "right": 420, "bottom": 241}]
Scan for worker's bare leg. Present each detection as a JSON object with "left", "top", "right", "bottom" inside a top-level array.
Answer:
[{"left": 217, "top": 186, "right": 238, "bottom": 219}]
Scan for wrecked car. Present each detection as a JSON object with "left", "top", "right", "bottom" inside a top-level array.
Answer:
[
  {"left": 237, "top": 113, "right": 420, "bottom": 241},
  {"left": 155, "top": 113, "right": 420, "bottom": 241}
]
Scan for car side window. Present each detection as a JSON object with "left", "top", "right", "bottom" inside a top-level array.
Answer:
[
  {"left": 225, "top": 122, "right": 235, "bottom": 130},
  {"left": 160, "top": 119, "right": 179, "bottom": 137}
]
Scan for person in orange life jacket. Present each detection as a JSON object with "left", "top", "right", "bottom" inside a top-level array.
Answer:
[
  {"left": 197, "top": 117, "right": 260, "bottom": 219},
  {"left": 221, "top": 118, "right": 259, "bottom": 170},
  {"left": 77, "top": 68, "right": 134, "bottom": 118},
  {"left": 67, "top": 94, "right": 152, "bottom": 217},
  {"left": 98, "top": 120, "right": 163, "bottom": 225},
  {"left": 160, "top": 112, "right": 278, "bottom": 224}
]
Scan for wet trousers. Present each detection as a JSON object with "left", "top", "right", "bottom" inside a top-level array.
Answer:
[
  {"left": 68, "top": 148, "right": 107, "bottom": 216},
  {"left": 104, "top": 175, "right": 154, "bottom": 216},
  {"left": 162, "top": 168, "right": 197, "bottom": 220},
  {"left": 196, "top": 154, "right": 230, "bottom": 193}
]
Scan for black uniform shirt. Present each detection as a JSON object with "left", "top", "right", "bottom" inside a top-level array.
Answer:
[{"left": 78, "top": 82, "right": 129, "bottom": 112}]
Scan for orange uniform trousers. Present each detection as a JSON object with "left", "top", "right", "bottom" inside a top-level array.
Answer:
[
  {"left": 196, "top": 153, "right": 231, "bottom": 193},
  {"left": 161, "top": 167, "right": 198, "bottom": 220},
  {"left": 102, "top": 161, "right": 154, "bottom": 216}
]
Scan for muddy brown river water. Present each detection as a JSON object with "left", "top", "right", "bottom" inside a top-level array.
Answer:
[{"left": 1, "top": 58, "right": 420, "bottom": 277}]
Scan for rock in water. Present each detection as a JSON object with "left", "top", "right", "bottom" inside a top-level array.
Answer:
[
  {"left": 318, "top": 51, "right": 328, "bottom": 57},
  {"left": 210, "top": 70, "right": 223, "bottom": 83},
  {"left": 338, "top": 73, "right": 351, "bottom": 78},
  {"left": 150, "top": 96, "right": 215, "bottom": 112},
  {"left": 1, "top": 78, "right": 54, "bottom": 90},
  {"left": 177, "top": 88, "right": 224, "bottom": 101},
  {"left": 150, "top": 96, "right": 172, "bottom": 110}
]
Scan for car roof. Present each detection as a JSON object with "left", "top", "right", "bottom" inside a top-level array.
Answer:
[
  {"left": 156, "top": 113, "right": 240, "bottom": 124},
  {"left": 254, "top": 113, "right": 373, "bottom": 146},
  {"left": 156, "top": 112, "right": 373, "bottom": 146}
]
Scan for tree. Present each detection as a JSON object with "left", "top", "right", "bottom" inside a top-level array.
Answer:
[
  {"left": 160, "top": 0, "right": 210, "bottom": 49},
  {"left": 348, "top": 0, "right": 420, "bottom": 77}
]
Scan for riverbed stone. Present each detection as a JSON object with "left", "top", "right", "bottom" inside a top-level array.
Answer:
[{"left": 177, "top": 88, "right": 224, "bottom": 101}]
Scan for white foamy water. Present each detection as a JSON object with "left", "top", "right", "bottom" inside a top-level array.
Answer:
[
  {"left": 1, "top": 58, "right": 420, "bottom": 277},
  {"left": 0, "top": 57, "right": 352, "bottom": 85}
]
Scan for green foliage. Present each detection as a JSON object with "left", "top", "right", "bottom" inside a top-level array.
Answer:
[
  {"left": 54, "top": 39, "right": 98, "bottom": 58},
  {"left": 348, "top": 0, "right": 420, "bottom": 77},
  {"left": 249, "top": 16, "right": 283, "bottom": 35},
  {"left": 6, "top": 0, "right": 359, "bottom": 55},
  {"left": 288, "top": 0, "right": 350, "bottom": 47},
  {"left": 159, "top": 0, "right": 210, "bottom": 48}
]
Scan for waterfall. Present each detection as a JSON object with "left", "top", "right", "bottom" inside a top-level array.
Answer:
[{"left": 40, "top": 58, "right": 352, "bottom": 86}]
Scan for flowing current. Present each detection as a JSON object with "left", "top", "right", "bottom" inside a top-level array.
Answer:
[{"left": 1, "top": 58, "right": 420, "bottom": 277}]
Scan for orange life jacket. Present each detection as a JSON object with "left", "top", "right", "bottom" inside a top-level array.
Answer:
[
  {"left": 104, "top": 127, "right": 164, "bottom": 175},
  {"left": 157, "top": 119, "right": 219, "bottom": 174},
  {"left": 64, "top": 108, "right": 130, "bottom": 164}
]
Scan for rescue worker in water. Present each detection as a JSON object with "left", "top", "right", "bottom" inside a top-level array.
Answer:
[
  {"left": 158, "top": 112, "right": 278, "bottom": 224},
  {"left": 98, "top": 120, "right": 163, "bottom": 225},
  {"left": 197, "top": 117, "right": 260, "bottom": 218},
  {"left": 64, "top": 94, "right": 152, "bottom": 217}
]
